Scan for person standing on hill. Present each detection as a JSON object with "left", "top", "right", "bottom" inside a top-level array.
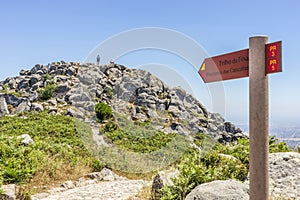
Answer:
[{"left": 96, "top": 54, "right": 100, "bottom": 66}]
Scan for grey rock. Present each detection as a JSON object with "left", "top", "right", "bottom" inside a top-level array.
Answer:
[
  {"left": 0, "top": 184, "right": 17, "bottom": 200},
  {"left": 87, "top": 168, "right": 121, "bottom": 181},
  {"left": 185, "top": 180, "right": 249, "bottom": 200},
  {"left": 14, "top": 99, "right": 31, "bottom": 114},
  {"left": 54, "top": 84, "right": 71, "bottom": 98},
  {"left": 0, "top": 96, "right": 9, "bottom": 116},
  {"left": 20, "top": 69, "right": 31, "bottom": 76},
  {"left": 269, "top": 152, "right": 300, "bottom": 199},
  {"left": 30, "top": 64, "right": 45, "bottom": 74},
  {"left": 7, "top": 79, "right": 17, "bottom": 89},
  {"left": 2, "top": 94, "right": 20, "bottom": 107},
  {"left": 54, "top": 75, "right": 69, "bottom": 83},
  {"left": 28, "top": 91, "right": 39, "bottom": 102},
  {"left": 46, "top": 99, "right": 57, "bottom": 106},
  {"left": 31, "top": 81, "right": 43, "bottom": 91},
  {"left": 17, "top": 79, "right": 29, "bottom": 90},
  {"left": 29, "top": 75, "right": 41, "bottom": 86},
  {"left": 17, "top": 134, "right": 34, "bottom": 145},
  {"left": 146, "top": 109, "right": 158, "bottom": 119},
  {"left": 106, "top": 67, "right": 122, "bottom": 80},
  {"left": 224, "top": 122, "right": 242, "bottom": 134},
  {"left": 77, "top": 64, "right": 104, "bottom": 85},
  {"left": 31, "top": 103, "right": 44, "bottom": 112},
  {"left": 152, "top": 169, "right": 179, "bottom": 200},
  {"left": 61, "top": 180, "right": 75, "bottom": 189},
  {"left": 66, "top": 67, "right": 77, "bottom": 76},
  {"left": 66, "top": 108, "right": 84, "bottom": 119},
  {"left": 50, "top": 68, "right": 65, "bottom": 76},
  {"left": 47, "top": 106, "right": 57, "bottom": 113}
]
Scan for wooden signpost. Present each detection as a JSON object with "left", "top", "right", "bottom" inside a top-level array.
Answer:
[
  {"left": 199, "top": 40, "right": 282, "bottom": 83},
  {"left": 199, "top": 37, "right": 282, "bottom": 200}
]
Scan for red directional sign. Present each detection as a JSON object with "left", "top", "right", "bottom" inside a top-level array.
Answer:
[
  {"left": 199, "top": 49, "right": 249, "bottom": 83},
  {"left": 199, "top": 41, "right": 282, "bottom": 83},
  {"left": 266, "top": 41, "right": 282, "bottom": 74}
]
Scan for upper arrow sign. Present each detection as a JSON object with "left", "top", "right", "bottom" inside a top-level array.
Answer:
[
  {"left": 199, "top": 41, "right": 282, "bottom": 83},
  {"left": 199, "top": 49, "right": 249, "bottom": 83}
]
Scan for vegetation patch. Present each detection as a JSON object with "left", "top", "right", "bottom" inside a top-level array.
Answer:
[
  {"left": 160, "top": 136, "right": 292, "bottom": 200},
  {"left": 103, "top": 114, "right": 176, "bottom": 153},
  {"left": 0, "top": 112, "right": 102, "bottom": 195},
  {"left": 95, "top": 102, "right": 113, "bottom": 122},
  {"left": 38, "top": 81, "right": 57, "bottom": 100}
]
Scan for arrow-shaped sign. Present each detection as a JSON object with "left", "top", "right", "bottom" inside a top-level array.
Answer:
[{"left": 199, "top": 41, "right": 282, "bottom": 83}]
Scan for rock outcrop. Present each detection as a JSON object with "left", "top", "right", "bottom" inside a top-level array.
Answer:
[{"left": 0, "top": 61, "right": 248, "bottom": 144}]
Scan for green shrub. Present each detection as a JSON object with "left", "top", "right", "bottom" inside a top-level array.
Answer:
[
  {"left": 38, "top": 81, "right": 57, "bottom": 100},
  {"left": 161, "top": 149, "right": 248, "bottom": 200},
  {"left": 269, "top": 136, "right": 290, "bottom": 153},
  {"left": 95, "top": 102, "right": 112, "bottom": 122}
]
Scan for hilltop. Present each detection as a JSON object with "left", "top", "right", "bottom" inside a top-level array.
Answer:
[{"left": 0, "top": 61, "right": 248, "bottom": 144}]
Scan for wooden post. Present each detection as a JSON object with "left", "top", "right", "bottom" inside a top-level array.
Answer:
[{"left": 249, "top": 36, "right": 269, "bottom": 200}]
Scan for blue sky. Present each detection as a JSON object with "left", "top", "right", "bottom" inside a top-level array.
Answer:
[{"left": 0, "top": 0, "right": 299, "bottom": 127}]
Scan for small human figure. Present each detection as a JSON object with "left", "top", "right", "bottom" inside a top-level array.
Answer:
[{"left": 96, "top": 54, "right": 100, "bottom": 66}]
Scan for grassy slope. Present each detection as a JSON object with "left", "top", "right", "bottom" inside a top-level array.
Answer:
[{"left": 0, "top": 112, "right": 101, "bottom": 196}]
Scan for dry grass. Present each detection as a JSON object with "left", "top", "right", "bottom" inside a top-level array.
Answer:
[
  {"left": 127, "top": 185, "right": 152, "bottom": 200},
  {"left": 113, "top": 170, "right": 156, "bottom": 181},
  {"left": 17, "top": 159, "right": 93, "bottom": 199}
]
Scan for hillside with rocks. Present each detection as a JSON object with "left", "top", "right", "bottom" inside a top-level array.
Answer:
[
  {"left": 0, "top": 61, "right": 247, "bottom": 144},
  {"left": 0, "top": 61, "right": 299, "bottom": 200}
]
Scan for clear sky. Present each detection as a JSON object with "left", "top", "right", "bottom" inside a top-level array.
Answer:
[{"left": 0, "top": 0, "right": 299, "bottom": 127}]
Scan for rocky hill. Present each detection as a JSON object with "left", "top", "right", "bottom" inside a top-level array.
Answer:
[
  {"left": 0, "top": 61, "right": 299, "bottom": 200},
  {"left": 0, "top": 61, "right": 247, "bottom": 145}
]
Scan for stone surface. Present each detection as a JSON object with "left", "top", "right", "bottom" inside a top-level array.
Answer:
[
  {"left": 0, "top": 184, "right": 17, "bottom": 200},
  {"left": 0, "top": 96, "right": 9, "bottom": 116},
  {"left": 185, "top": 180, "right": 249, "bottom": 200},
  {"left": 31, "top": 103, "right": 44, "bottom": 112},
  {"left": 31, "top": 180, "right": 150, "bottom": 200},
  {"left": 17, "top": 134, "right": 34, "bottom": 145},
  {"left": 87, "top": 168, "right": 122, "bottom": 182},
  {"left": 268, "top": 152, "right": 300, "bottom": 199},
  {"left": 13, "top": 99, "right": 31, "bottom": 114}
]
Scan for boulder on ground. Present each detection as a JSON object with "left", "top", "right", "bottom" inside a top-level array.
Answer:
[{"left": 185, "top": 180, "right": 249, "bottom": 200}]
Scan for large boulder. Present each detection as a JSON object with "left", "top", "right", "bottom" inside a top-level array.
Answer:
[
  {"left": 269, "top": 152, "right": 300, "bottom": 199},
  {"left": 13, "top": 99, "right": 31, "bottom": 114},
  {"left": 185, "top": 180, "right": 249, "bottom": 200}
]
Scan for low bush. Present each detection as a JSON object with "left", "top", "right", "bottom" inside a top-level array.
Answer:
[
  {"left": 38, "top": 81, "right": 57, "bottom": 100},
  {"left": 95, "top": 102, "right": 112, "bottom": 122}
]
